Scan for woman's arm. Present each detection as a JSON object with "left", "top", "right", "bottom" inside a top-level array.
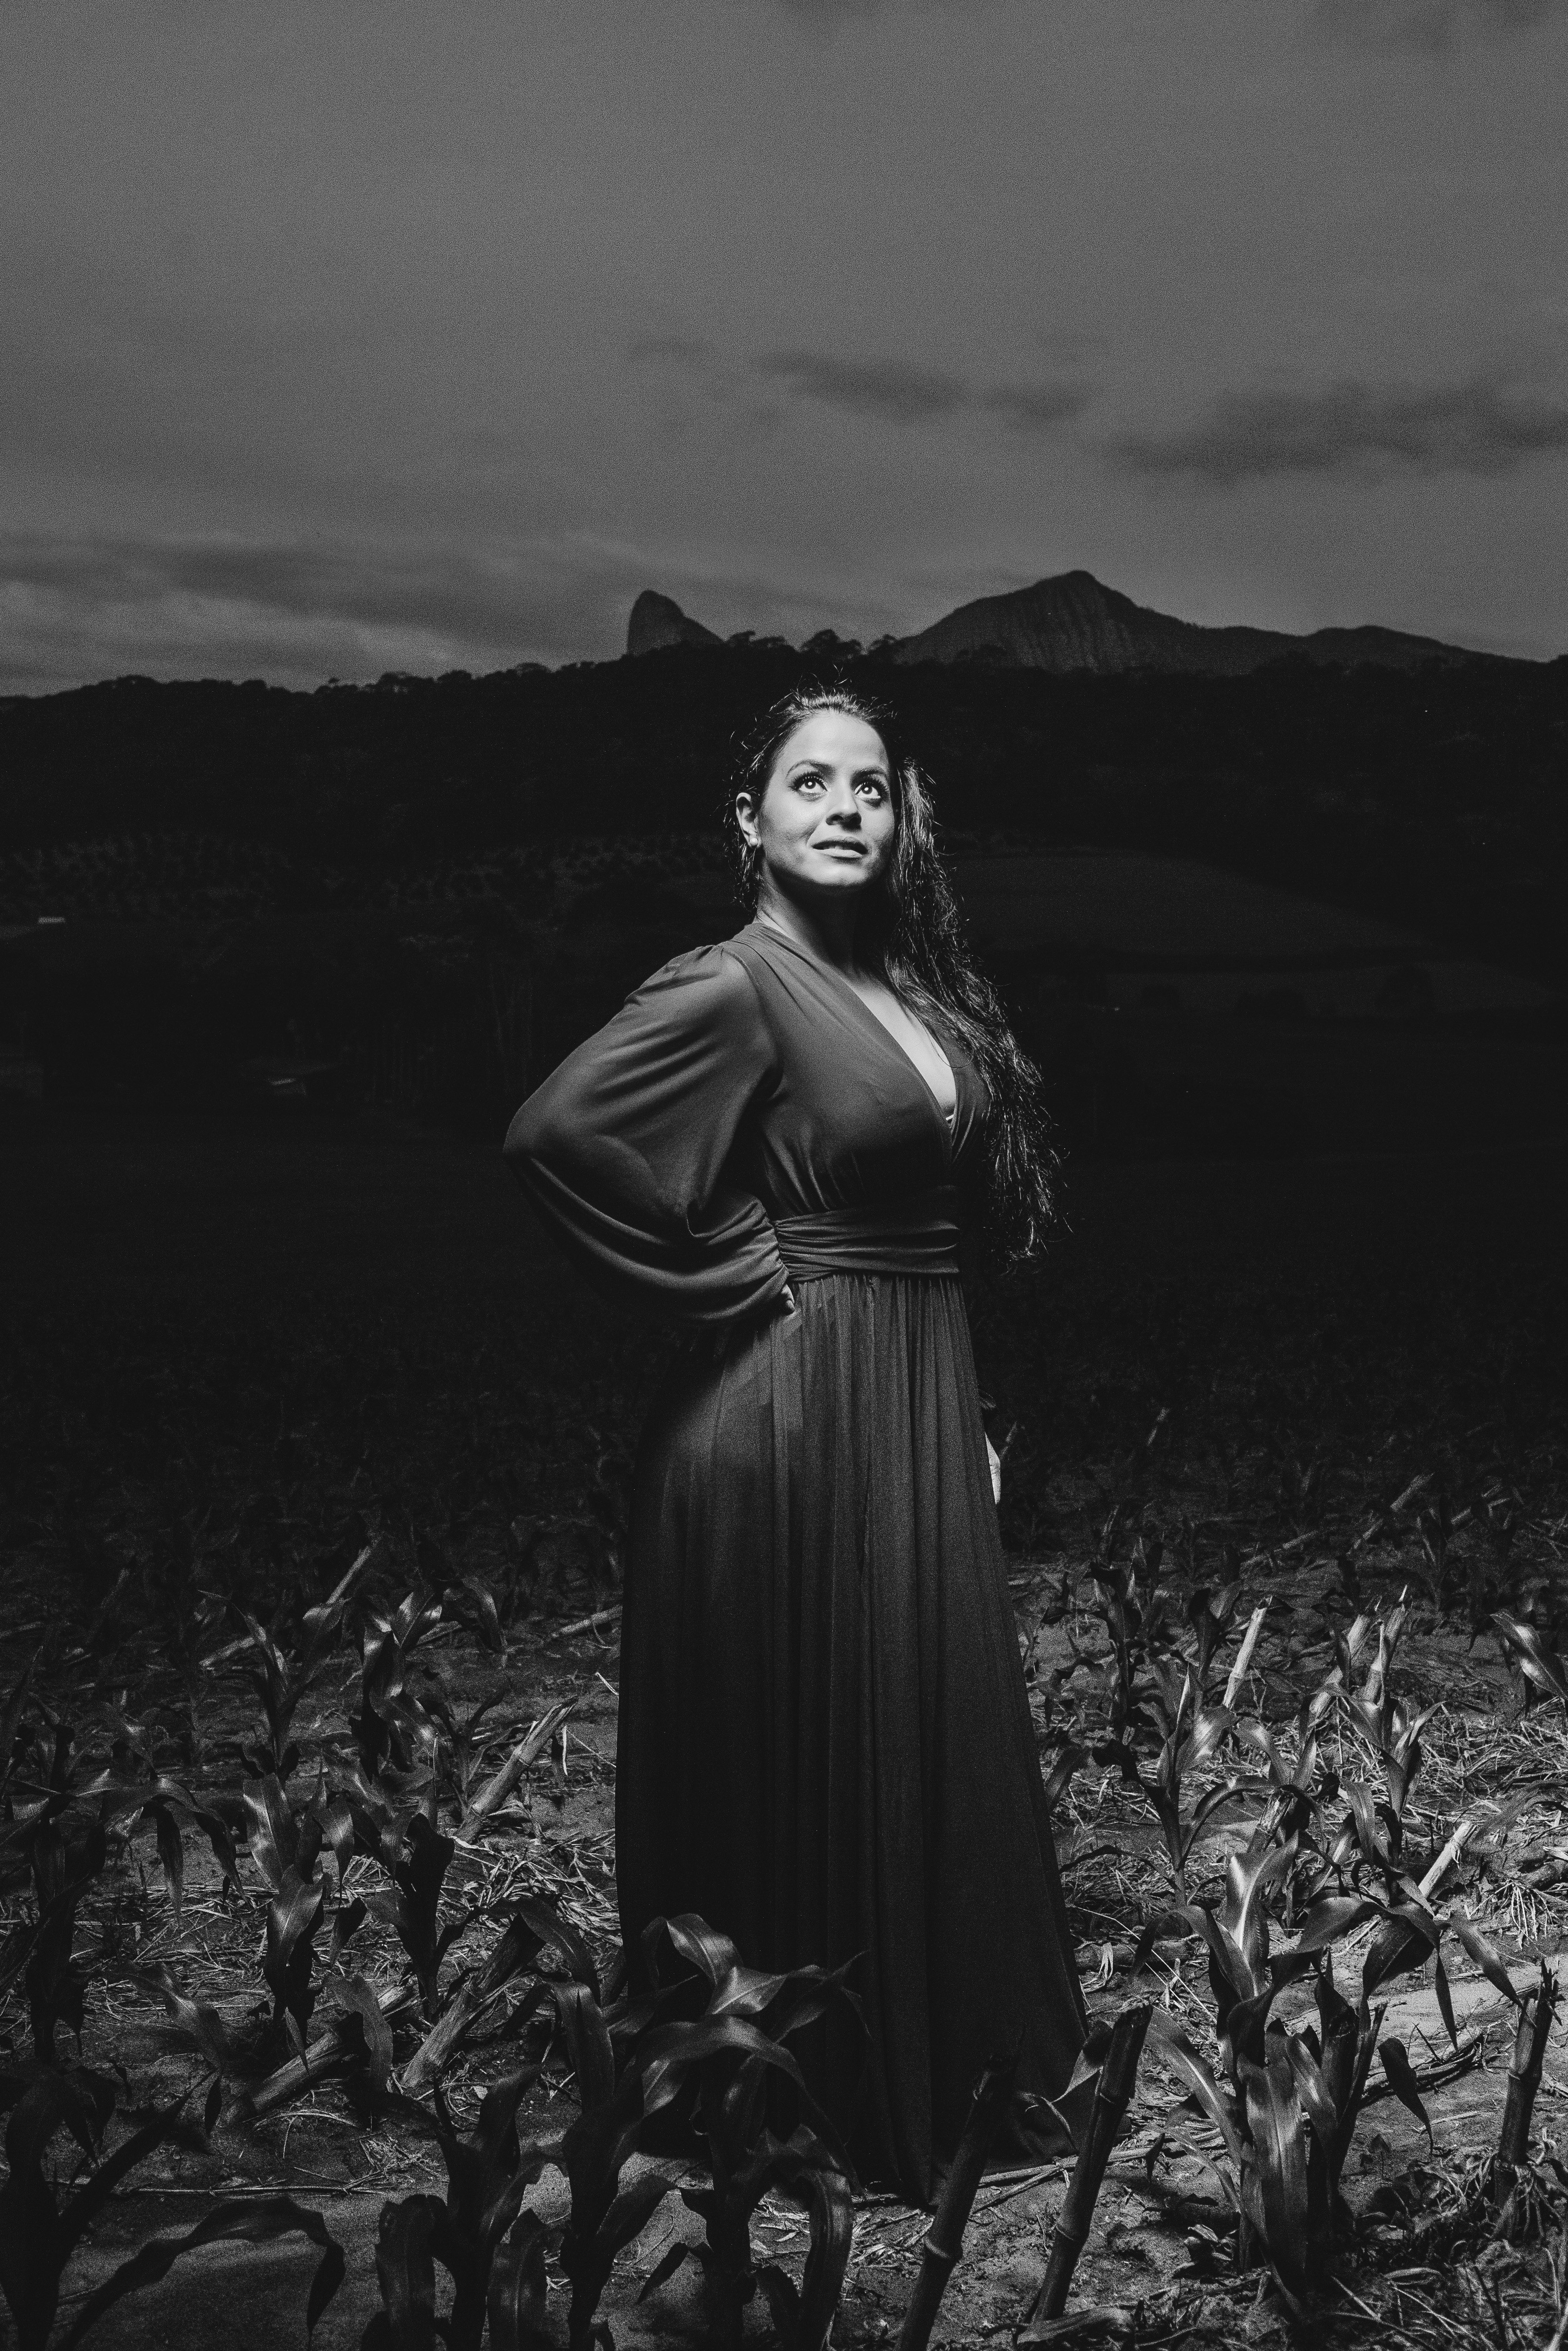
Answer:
[{"left": 504, "top": 945, "right": 791, "bottom": 1329}]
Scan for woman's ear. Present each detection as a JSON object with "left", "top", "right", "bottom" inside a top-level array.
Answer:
[{"left": 734, "top": 790, "right": 760, "bottom": 848}]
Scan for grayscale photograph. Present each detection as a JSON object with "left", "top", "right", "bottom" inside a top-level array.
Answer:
[{"left": 1, "top": 7, "right": 1565, "bottom": 2350}]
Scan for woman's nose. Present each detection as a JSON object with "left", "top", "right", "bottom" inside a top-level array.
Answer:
[{"left": 823, "top": 782, "right": 862, "bottom": 826}]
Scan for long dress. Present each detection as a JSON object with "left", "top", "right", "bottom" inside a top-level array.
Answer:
[{"left": 505, "top": 917, "right": 1085, "bottom": 2202}]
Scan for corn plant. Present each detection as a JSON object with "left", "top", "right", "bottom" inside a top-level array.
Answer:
[
  {"left": 486, "top": 2213, "right": 553, "bottom": 2351},
  {"left": 3, "top": 1707, "right": 246, "bottom": 2059},
  {"left": 440, "top": 1573, "right": 507, "bottom": 1659},
  {"left": 1146, "top": 1842, "right": 1411, "bottom": 2311},
  {"left": 1097, "top": 1664, "right": 1241, "bottom": 1909},
  {"left": 400, "top": 1887, "right": 600, "bottom": 2097},
  {"left": 235, "top": 1617, "right": 323, "bottom": 1782},
  {"left": 900, "top": 2048, "right": 1020, "bottom": 2351},
  {"left": 637, "top": 2084, "right": 852, "bottom": 2351},
  {"left": 1184, "top": 1580, "right": 1244, "bottom": 1700},
  {"left": 129, "top": 1775, "right": 242, "bottom": 1923},
  {"left": 1140, "top": 1631, "right": 1495, "bottom": 2319},
  {"left": 627, "top": 1915, "right": 859, "bottom": 2351},
  {"left": 1336, "top": 1604, "right": 1430, "bottom": 1822},
  {"left": 1315, "top": 1609, "right": 1465, "bottom": 2007},
  {"left": 359, "top": 1893, "right": 668, "bottom": 2349},
  {"left": 363, "top": 1811, "right": 480, "bottom": 2023},
  {"left": 0, "top": 2067, "right": 342, "bottom": 2351},
  {"left": 354, "top": 1586, "right": 448, "bottom": 1779},
  {"left": 1083, "top": 1521, "right": 1177, "bottom": 1744},
  {"left": 1492, "top": 1961, "right": 1560, "bottom": 2235},
  {"left": 242, "top": 1771, "right": 357, "bottom": 2057},
  {"left": 1491, "top": 1612, "right": 1568, "bottom": 1715},
  {"left": 236, "top": 1976, "right": 416, "bottom": 2123},
  {"left": 550, "top": 1980, "right": 678, "bottom": 2351},
  {"left": 1121, "top": 1600, "right": 1443, "bottom": 2304},
  {"left": 336, "top": 1767, "right": 483, "bottom": 2024},
  {"left": 0, "top": 1652, "right": 38, "bottom": 1811},
  {"left": 418, "top": 1685, "right": 509, "bottom": 1817},
  {"left": 198, "top": 1547, "right": 371, "bottom": 1781},
  {"left": 17, "top": 1818, "right": 109, "bottom": 2062},
  {"left": 361, "top": 2069, "right": 558, "bottom": 2351},
  {"left": 1021, "top": 2006, "right": 1150, "bottom": 2343}
]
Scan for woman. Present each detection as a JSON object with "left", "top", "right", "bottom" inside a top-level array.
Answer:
[{"left": 505, "top": 685, "right": 1084, "bottom": 2202}]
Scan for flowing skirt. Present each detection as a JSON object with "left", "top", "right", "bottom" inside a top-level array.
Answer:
[{"left": 616, "top": 1270, "right": 1086, "bottom": 2202}]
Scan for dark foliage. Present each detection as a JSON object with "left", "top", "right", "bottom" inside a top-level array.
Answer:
[
  {"left": 2, "top": 648, "right": 1566, "bottom": 986},
  {"left": 0, "top": 2068, "right": 341, "bottom": 2351}
]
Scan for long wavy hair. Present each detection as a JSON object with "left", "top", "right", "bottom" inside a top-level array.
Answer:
[{"left": 724, "top": 683, "right": 1057, "bottom": 1260}]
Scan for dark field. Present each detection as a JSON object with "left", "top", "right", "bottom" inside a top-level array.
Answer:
[
  {"left": 4, "top": 1068, "right": 1568, "bottom": 2351},
  {"left": 5, "top": 1070, "right": 1566, "bottom": 1605}
]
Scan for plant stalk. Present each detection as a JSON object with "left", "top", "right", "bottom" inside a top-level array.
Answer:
[
  {"left": 1417, "top": 1815, "right": 1477, "bottom": 1900},
  {"left": 399, "top": 1914, "right": 545, "bottom": 2094},
  {"left": 895, "top": 2045, "right": 1022, "bottom": 2351},
  {"left": 1222, "top": 1605, "right": 1268, "bottom": 1709},
  {"left": 1492, "top": 1961, "right": 1558, "bottom": 2207},
  {"left": 456, "top": 1697, "right": 577, "bottom": 1839},
  {"left": 1021, "top": 2004, "right": 1151, "bottom": 2344},
  {"left": 239, "top": 1982, "right": 415, "bottom": 2117}
]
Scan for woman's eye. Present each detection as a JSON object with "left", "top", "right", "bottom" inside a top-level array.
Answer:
[
  {"left": 792, "top": 775, "right": 825, "bottom": 793},
  {"left": 857, "top": 778, "right": 887, "bottom": 801}
]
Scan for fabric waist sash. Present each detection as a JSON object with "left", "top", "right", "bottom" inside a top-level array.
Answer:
[{"left": 772, "top": 1188, "right": 962, "bottom": 1283}]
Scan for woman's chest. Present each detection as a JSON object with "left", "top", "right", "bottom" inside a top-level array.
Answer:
[
  {"left": 837, "top": 973, "right": 958, "bottom": 1120},
  {"left": 726, "top": 941, "right": 978, "bottom": 1205}
]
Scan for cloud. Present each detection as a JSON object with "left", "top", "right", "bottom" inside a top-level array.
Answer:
[
  {"left": 0, "top": 528, "right": 904, "bottom": 695},
  {"left": 755, "top": 350, "right": 969, "bottom": 424},
  {"left": 1113, "top": 375, "right": 1568, "bottom": 484},
  {"left": 0, "top": 531, "right": 651, "bottom": 695},
  {"left": 753, "top": 348, "right": 1090, "bottom": 434},
  {"left": 632, "top": 335, "right": 1090, "bottom": 438},
  {"left": 1314, "top": 0, "right": 1568, "bottom": 51},
  {"left": 981, "top": 383, "right": 1092, "bottom": 434}
]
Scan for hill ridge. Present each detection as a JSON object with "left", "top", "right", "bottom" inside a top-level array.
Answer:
[{"left": 627, "top": 569, "right": 1485, "bottom": 676}]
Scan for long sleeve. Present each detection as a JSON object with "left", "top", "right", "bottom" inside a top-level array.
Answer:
[{"left": 504, "top": 945, "right": 791, "bottom": 1328}]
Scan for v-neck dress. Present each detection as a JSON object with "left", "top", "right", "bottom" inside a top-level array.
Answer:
[{"left": 504, "top": 919, "right": 1084, "bottom": 2200}]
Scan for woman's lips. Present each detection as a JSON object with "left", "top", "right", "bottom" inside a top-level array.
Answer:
[{"left": 815, "top": 839, "right": 867, "bottom": 855}]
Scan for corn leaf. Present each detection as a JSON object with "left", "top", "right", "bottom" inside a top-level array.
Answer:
[
  {"left": 1447, "top": 1912, "right": 1522, "bottom": 2007},
  {"left": 1144, "top": 2009, "right": 1244, "bottom": 2168},
  {"left": 366, "top": 2193, "right": 444, "bottom": 2351},
  {"left": 134, "top": 1963, "right": 239, "bottom": 2077},
  {"left": 57, "top": 2194, "right": 343, "bottom": 2350},
  {"left": 487, "top": 2212, "right": 552, "bottom": 2351},
  {"left": 1276, "top": 2031, "right": 1338, "bottom": 2164},
  {"left": 1490, "top": 1615, "right": 1568, "bottom": 1706},
  {"left": 1237, "top": 2056, "right": 1309, "bottom": 2296},
  {"left": 1293, "top": 1894, "right": 1381, "bottom": 1954},
  {"left": 1377, "top": 2039, "right": 1431, "bottom": 2144}
]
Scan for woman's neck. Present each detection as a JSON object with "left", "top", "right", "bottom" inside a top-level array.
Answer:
[{"left": 753, "top": 882, "right": 869, "bottom": 975}]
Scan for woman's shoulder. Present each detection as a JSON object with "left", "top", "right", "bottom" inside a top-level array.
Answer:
[
  {"left": 633, "top": 937, "right": 760, "bottom": 1003},
  {"left": 627, "top": 939, "right": 774, "bottom": 1041},
  {"left": 506, "top": 941, "right": 772, "bottom": 1166}
]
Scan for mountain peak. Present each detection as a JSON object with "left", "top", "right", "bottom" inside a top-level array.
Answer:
[
  {"left": 624, "top": 571, "right": 1482, "bottom": 676},
  {"left": 890, "top": 569, "right": 1469, "bottom": 676},
  {"left": 626, "top": 590, "right": 723, "bottom": 657}
]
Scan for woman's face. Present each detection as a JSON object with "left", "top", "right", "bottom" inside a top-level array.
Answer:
[{"left": 736, "top": 709, "right": 897, "bottom": 904}]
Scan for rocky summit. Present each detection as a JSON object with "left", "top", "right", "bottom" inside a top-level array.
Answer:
[{"left": 625, "top": 589, "right": 723, "bottom": 656}]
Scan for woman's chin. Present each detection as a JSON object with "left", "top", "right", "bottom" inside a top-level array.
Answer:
[{"left": 796, "top": 855, "right": 884, "bottom": 892}]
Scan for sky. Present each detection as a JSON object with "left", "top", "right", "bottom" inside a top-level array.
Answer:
[{"left": 3, "top": 0, "right": 1567, "bottom": 693}]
